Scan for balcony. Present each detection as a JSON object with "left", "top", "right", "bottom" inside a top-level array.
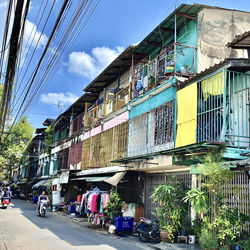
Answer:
[
  {"left": 84, "top": 86, "right": 129, "bottom": 127},
  {"left": 131, "top": 43, "right": 196, "bottom": 99}
]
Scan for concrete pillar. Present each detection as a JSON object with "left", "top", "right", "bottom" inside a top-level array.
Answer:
[{"left": 191, "top": 174, "right": 198, "bottom": 223}]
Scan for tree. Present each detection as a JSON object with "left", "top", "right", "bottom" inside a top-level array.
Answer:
[
  {"left": 0, "top": 117, "right": 34, "bottom": 181},
  {"left": 44, "top": 125, "right": 54, "bottom": 154}
]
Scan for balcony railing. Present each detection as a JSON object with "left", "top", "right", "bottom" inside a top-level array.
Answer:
[
  {"left": 131, "top": 43, "right": 197, "bottom": 99},
  {"left": 196, "top": 70, "right": 250, "bottom": 149},
  {"left": 84, "top": 86, "right": 129, "bottom": 127}
]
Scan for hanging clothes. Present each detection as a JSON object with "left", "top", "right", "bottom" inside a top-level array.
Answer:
[
  {"left": 91, "top": 193, "right": 99, "bottom": 213},
  {"left": 176, "top": 82, "right": 197, "bottom": 147},
  {"left": 202, "top": 72, "right": 224, "bottom": 101},
  {"left": 102, "top": 193, "right": 110, "bottom": 209}
]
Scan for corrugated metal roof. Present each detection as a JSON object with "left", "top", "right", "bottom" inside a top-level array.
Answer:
[
  {"left": 84, "top": 45, "right": 142, "bottom": 93},
  {"left": 54, "top": 92, "right": 98, "bottom": 125},
  {"left": 32, "top": 179, "right": 48, "bottom": 189},
  {"left": 227, "top": 31, "right": 250, "bottom": 49},
  {"left": 133, "top": 4, "right": 203, "bottom": 55},
  {"left": 179, "top": 58, "right": 250, "bottom": 88},
  {"left": 71, "top": 176, "right": 112, "bottom": 182}
]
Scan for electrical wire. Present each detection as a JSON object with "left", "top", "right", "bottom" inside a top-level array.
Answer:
[
  {"left": 24, "top": 0, "right": 100, "bottom": 115},
  {"left": 1, "top": 0, "right": 100, "bottom": 148}
]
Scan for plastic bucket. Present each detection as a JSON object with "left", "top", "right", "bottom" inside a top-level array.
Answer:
[{"left": 188, "top": 235, "right": 196, "bottom": 244}]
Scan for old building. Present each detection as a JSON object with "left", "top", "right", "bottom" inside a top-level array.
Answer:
[{"left": 17, "top": 3, "right": 250, "bottom": 219}]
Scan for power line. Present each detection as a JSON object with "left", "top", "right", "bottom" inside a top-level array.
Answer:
[{"left": 0, "top": 0, "right": 30, "bottom": 135}]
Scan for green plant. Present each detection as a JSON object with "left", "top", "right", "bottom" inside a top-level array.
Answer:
[
  {"left": 45, "top": 126, "right": 54, "bottom": 154},
  {"left": 151, "top": 175, "right": 189, "bottom": 241},
  {"left": 105, "top": 188, "right": 123, "bottom": 219},
  {"left": 183, "top": 189, "right": 208, "bottom": 220},
  {"left": 198, "top": 152, "right": 233, "bottom": 219},
  {"left": 212, "top": 204, "right": 246, "bottom": 246},
  {"left": 199, "top": 229, "right": 218, "bottom": 250},
  {"left": 151, "top": 184, "right": 175, "bottom": 207},
  {"left": 161, "top": 225, "right": 175, "bottom": 243},
  {"left": 236, "top": 238, "right": 250, "bottom": 249},
  {"left": 191, "top": 218, "right": 203, "bottom": 237}
]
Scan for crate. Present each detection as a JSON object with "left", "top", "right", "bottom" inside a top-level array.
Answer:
[{"left": 113, "top": 217, "right": 134, "bottom": 232}]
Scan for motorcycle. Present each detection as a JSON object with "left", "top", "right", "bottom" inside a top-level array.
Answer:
[
  {"left": 38, "top": 200, "right": 48, "bottom": 216},
  {"left": 1, "top": 197, "right": 10, "bottom": 209},
  {"left": 136, "top": 217, "right": 161, "bottom": 242}
]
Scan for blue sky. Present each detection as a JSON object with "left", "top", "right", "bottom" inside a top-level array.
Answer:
[{"left": 1, "top": 0, "right": 250, "bottom": 129}]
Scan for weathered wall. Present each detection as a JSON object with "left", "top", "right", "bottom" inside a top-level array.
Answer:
[
  {"left": 197, "top": 8, "right": 250, "bottom": 72},
  {"left": 129, "top": 85, "right": 176, "bottom": 119},
  {"left": 81, "top": 121, "right": 128, "bottom": 169}
]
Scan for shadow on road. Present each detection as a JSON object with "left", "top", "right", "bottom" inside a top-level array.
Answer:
[{"left": 11, "top": 199, "right": 142, "bottom": 249}]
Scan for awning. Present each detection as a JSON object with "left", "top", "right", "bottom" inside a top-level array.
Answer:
[
  {"left": 104, "top": 172, "right": 127, "bottom": 186},
  {"left": 32, "top": 179, "right": 48, "bottom": 189},
  {"left": 76, "top": 166, "right": 128, "bottom": 176},
  {"left": 71, "top": 171, "right": 127, "bottom": 186},
  {"left": 71, "top": 176, "right": 112, "bottom": 182},
  {"left": 43, "top": 179, "right": 52, "bottom": 187}
]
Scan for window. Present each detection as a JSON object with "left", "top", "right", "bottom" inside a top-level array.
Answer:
[
  {"left": 128, "top": 113, "right": 148, "bottom": 157},
  {"left": 154, "top": 100, "right": 174, "bottom": 145},
  {"left": 52, "top": 185, "right": 57, "bottom": 191}
]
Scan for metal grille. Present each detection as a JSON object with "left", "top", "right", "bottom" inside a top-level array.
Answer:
[
  {"left": 81, "top": 122, "right": 128, "bottom": 169},
  {"left": 58, "top": 148, "right": 69, "bottom": 170},
  {"left": 128, "top": 113, "right": 148, "bottom": 157},
  {"left": 144, "top": 173, "right": 192, "bottom": 218},
  {"left": 197, "top": 72, "right": 224, "bottom": 142},
  {"left": 154, "top": 100, "right": 175, "bottom": 145},
  {"left": 197, "top": 70, "right": 250, "bottom": 148},
  {"left": 115, "top": 121, "right": 128, "bottom": 157},
  {"left": 81, "top": 138, "right": 90, "bottom": 170},
  {"left": 226, "top": 71, "right": 250, "bottom": 148},
  {"left": 222, "top": 171, "right": 250, "bottom": 231}
]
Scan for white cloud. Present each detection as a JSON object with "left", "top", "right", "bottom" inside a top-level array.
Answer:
[
  {"left": 68, "top": 46, "right": 124, "bottom": 79},
  {"left": 40, "top": 92, "right": 79, "bottom": 106},
  {"left": 23, "top": 20, "right": 48, "bottom": 49},
  {"left": 0, "top": 1, "right": 48, "bottom": 67}
]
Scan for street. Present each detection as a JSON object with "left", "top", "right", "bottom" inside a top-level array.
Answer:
[{"left": 0, "top": 199, "right": 150, "bottom": 250}]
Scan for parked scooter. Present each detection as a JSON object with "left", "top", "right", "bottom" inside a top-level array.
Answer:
[
  {"left": 136, "top": 217, "right": 161, "bottom": 242},
  {"left": 1, "top": 197, "right": 10, "bottom": 209},
  {"left": 38, "top": 200, "right": 48, "bottom": 216}
]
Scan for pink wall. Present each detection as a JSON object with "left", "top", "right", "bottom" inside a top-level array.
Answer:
[{"left": 82, "top": 111, "right": 128, "bottom": 140}]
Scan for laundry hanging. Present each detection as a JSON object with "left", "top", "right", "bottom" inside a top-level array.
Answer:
[
  {"left": 201, "top": 72, "right": 224, "bottom": 101},
  {"left": 176, "top": 82, "right": 197, "bottom": 148}
]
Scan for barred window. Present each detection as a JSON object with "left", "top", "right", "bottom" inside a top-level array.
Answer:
[{"left": 154, "top": 100, "right": 174, "bottom": 145}]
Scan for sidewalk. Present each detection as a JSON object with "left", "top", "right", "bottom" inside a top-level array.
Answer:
[{"left": 55, "top": 211, "right": 200, "bottom": 250}]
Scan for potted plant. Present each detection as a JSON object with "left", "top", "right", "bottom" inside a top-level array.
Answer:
[
  {"left": 160, "top": 225, "right": 175, "bottom": 243},
  {"left": 105, "top": 188, "right": 123, "bottom": 222},
  {"left": 154, "top": 207, "right": 175, "bottom": 243},
  {"left": 151, "top": 179, "right": 187, "bottom": 243}
]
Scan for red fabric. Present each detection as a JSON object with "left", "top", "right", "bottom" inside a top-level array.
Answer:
[
  {"left": 67, "top": 141, "right": 82, "bottom": 169},
  {"left": 91, "top": 193, "right": 98, "bottom": 212}
]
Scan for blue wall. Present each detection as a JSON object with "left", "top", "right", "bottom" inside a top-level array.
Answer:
[
  {"left": 150, "top": 20, "right": 198, "bottom": 67},
  {"left": 176, "top": 20, "right": 198, "bottom": 73},
  {"left": 129, "top": 84, "right": 177, "bottom": 120}
]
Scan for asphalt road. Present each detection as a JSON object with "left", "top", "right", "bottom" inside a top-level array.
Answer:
[{"left": 0, "top": 199, "right": 151, "bottom": 250}]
